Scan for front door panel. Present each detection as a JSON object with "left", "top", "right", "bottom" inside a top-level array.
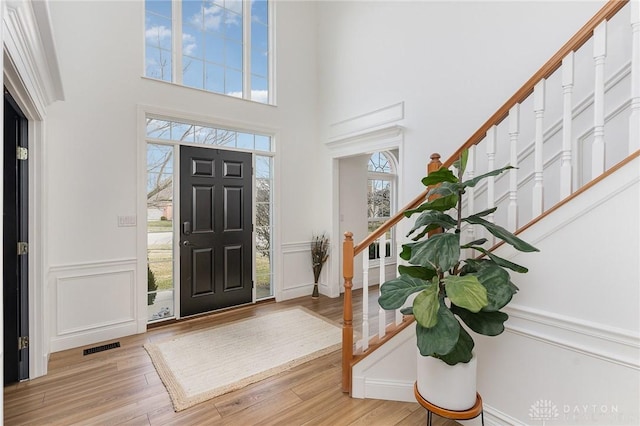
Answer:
[{"left": 180, "top": 146, "right": 252, "bottom": 317}]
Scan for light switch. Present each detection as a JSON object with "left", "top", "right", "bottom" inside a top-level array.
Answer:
[{"left": 118, "top": 215, "right": 137, "bottom": 227}]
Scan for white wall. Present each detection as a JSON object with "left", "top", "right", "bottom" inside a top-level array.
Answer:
[
  {"left": 316, "top": 0, "right": 607, "bottom": 204},
  {"left": 44, "top": 0, "right": 322, "bottom": 351},
  {"left": 339, "top": 155, "right": 368, "bottom": 289}
]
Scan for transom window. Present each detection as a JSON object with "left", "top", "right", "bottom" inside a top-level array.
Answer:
[{"left": 145, "top": 0, "right": 270, "bottom": 104}]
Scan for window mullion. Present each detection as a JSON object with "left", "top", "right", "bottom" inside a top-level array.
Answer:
[
  {"left": 173, "top": 0, "right": 183, "bottom": 85},
  {"left": 243, "top": 0, "right": 251, "bottom": 99}
]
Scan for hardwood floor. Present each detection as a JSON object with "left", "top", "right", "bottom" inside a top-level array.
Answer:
[{"left": 4, "top": 290, "right": 459, "bottom": 425}]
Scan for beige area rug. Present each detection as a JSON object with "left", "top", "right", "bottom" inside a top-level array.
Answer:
[{"left": 144, "top": 307, "right": 342, "bottom": 411}]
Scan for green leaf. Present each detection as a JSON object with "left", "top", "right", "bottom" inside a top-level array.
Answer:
[
  {"left": 379, "top": 275, "right": 430, "bottom": 310},
  {"left": 460, "top": 238, "right": 488, "bottom": 248},
  {"left": 405, "top": 194, "right": 459, "bottom": 214},
  {"left": 469, "top": 246, "right": 529, "bottom": 273},
  {"left": 399, "top": 243, "right": 415, "bottom": 261},
  {"left": 413, "top": 280, "right": 440, "bottom": 328},
  {"left": 400, "top": 306, "right": 413, "bottom": 315},
  {"left": 452, "top": 149, "right": 469, "bottom": 176},
  {"left": 407, "top": 211, "right": 457, "bottom": 237},
  {"left": 463, "top": 215, "right": 539, "bottom": 253},
  {"left": 444, "top": 275, "right": 488, "bottom": 312},
  {"left": 398, "top": 265, "right": 437, "bottom": 281},
  {"left": 409, "top": 232, "right": 460, "bottom": 272},
  {"left": 421, "top": 168, "right": 458, "bottom": 186},
  {"left": 461, "top": 165, "right": 514, "bottom": 189},
  {"left": 451, "top": 304, "right": 509, "bottom": 337},
  {"left": 416, "top": 299, "right": 460, "bottom": 357},
  {"left": 463, "top": 258, "right": 493, "bottom": 272},
  {"left": 476, "top": 265, "right": 517, "bottom": 311},
  {"left": 468, "top": 207, "right": 497, "bottom": 219},
  {"left": 426, "top": 182, "right": 460, "bottom": 199},
  {"left": 436, "top": 326, "right": 474, "bottom": 365}
]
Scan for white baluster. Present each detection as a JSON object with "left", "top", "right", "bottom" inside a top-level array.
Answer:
[
  {"left": 486, "top": 126, "right": 497, "bottom": 245},
  {"left": 533, "top": 80, "right": 545, "bottom": 217},
  {"left": 362, "top": 245, "right": 370, "bottom": 350},
  {"left": 631, "top": 0, "right": 640, "bottom": 153},
  {"left": 508, "top": 105, "right": 520, "bottom": 232},
  {"left": 592, "top": 21, "right": 607, "bottom": 178},
  {"left": 378, "top": 232, "right": 386, "bottom": 339},
  {"left": 561, "top": 53, "right": 575, "bottom": 198},
  {"left": 466, "top": 145, "right": 476, "bottom": 256}
]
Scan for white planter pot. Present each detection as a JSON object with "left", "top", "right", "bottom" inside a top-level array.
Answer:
[{"left": 416, "top": 350, "right": 477, "bottom": 411}]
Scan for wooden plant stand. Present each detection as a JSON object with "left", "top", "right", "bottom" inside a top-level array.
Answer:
[{"left": 414, "top": 382, "right": 484, "bottom": 425}]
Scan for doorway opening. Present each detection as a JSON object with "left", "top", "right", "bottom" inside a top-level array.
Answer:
[{"left": 144, "top": 117, "right": 274, "bottom": 321}]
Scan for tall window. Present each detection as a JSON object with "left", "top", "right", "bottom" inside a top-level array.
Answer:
[
  {"left": 367, "top": 152, "right": 396, "bottom": 260},
  {"left": 146, "top": 118, "right": 275, "bottom": 322},
  {"left": 145, "top": 0, "right": 271, "bottom": 104}
]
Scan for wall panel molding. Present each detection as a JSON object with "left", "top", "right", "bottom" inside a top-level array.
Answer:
[
  {"left": 505, "top": 304, "right": 640, "bottom": 370},
  {"left": 49, "top": 259, "right": 138, "bottom": 352}
]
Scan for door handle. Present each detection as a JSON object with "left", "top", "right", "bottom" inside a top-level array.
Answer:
[
  {"left": 183, "top": 221, "right": 191, "bottom": 235},
  {"left": 182, "top": 240, "right": 194, "bottom": 247}
]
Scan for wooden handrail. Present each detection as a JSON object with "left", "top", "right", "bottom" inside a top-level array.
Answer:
[{"left": 341, "top": 0, "right": 630, "bottom": 395}]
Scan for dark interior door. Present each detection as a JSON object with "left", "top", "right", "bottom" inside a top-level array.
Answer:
[
  {"left": 180, "top": 146, "right": 252, "bottom": 317},
  {"left": 3, "top": 89, "right": 29, "bottom": 385}
]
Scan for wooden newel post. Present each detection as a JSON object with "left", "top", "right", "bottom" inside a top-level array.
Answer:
[
  {"left": 342, "top": 232, "right": 354, "bottom": 393},
  {"left": 427, "top": 152, "right": 442, "bottom": 176},
  {"left": 427, "top": 153, "right": 443, "bottom": 237}
]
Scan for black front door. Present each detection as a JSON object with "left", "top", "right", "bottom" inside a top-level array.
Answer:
[
  {"left": 3, "top": 89, "right": 29, "bottom": 385},
  {"left": 180, "top": 146, "right": 253, "bottom": 317}
]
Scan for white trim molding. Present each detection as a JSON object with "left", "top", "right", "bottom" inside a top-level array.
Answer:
[
  {"left": 3, "top": 0, "right": 64, "bottom": 117},
  {"left": 327, "top": 101, "right": 404, "bottom": 142},
  {"left": 3, "top": 0, "right": 64, "bottom": 382},
  {"left": 505, "top": 304, "right": 640, "bottom": 370}
]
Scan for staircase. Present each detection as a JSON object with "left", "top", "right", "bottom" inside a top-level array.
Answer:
[{"left": 341, "top": 1, "right": 640, "bottom": 424}]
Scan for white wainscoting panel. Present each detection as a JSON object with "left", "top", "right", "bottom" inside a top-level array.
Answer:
[
  {"left": 49, "top": 259, "right": 138, "bottom": 352},
  {"left": 280, "top": 242, "right": 317, "bottom": 300}
]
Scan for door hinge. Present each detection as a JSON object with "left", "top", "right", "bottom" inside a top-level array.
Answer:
[
  {"left": 18, "top": 336, "right": 29, "bottom": 350},
  {"left": 17, "top": 146, "right": 28, "bottom": 161},
  {"left": 17, "top": 242, "right": 29, "bottom": 255}
]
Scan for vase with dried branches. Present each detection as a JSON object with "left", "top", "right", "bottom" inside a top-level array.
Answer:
[{"left": 310, "top": 233, "right": 330, "bottom": 299}]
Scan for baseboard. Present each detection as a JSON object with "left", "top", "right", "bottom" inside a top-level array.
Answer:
[
  {"left": 279, "top": 283, "right": 315, "bottom": 301},
  {"left": 50, "top": 322, "right": 138, "bottom": 353},
  {"left": 355, "top": 378, "right": 414, "bottom": 402}
]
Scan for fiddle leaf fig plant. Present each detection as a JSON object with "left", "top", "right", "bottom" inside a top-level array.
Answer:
[{"left": 379, "top": 149, "right": 539, "bottom": 365}]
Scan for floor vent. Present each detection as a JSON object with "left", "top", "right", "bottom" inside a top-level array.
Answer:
[{"left": 83, "top": 342, "right": 121, "bottom": 356}]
